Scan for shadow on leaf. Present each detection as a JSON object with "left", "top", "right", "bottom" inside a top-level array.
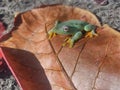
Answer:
[{"left": 1, "top": 47, "right": 51, "bottom": 90}]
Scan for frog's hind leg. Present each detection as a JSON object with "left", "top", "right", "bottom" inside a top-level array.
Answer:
[
  {"left": 84, "top": 24, "right": 98, "bottom": 38},
  {"left": 85, "top": 30, "right": 98, "bottom": 38},
  {"left": 70, "top": 32, "right": 83, "bottom": 48}
]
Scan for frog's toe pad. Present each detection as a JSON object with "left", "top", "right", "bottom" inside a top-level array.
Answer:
[
  {"left": 62, "top": 38, "right": 70, "bottom": 47},
  {"left": 62, "top": 42, "right": 67, "bottom": 47},
  {"left": 85, "top": 32, "right": 98, "bottom": 38},
  {"left": 85, "top": 32, "right": 93, "bottom": 38},
  {"left": 67, "top": 38, "right": 74, "bottom": 48},
  {"left": 48, "top": 33, "right": 53, "bottom": 39},
  {"left": 62, "top": 38, "right": 74, "bottom": 48},
  {"left": 48, "top": 32, "right": 57, "bottom": 39},
  {"left": 94, "top": 33, "right": 98, "bottom": 36}
]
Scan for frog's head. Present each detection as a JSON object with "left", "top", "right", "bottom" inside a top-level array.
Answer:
[
  {"left": 52, "top": 21, "right": 75, "bottom": 35},
  {"left": 54, "top": 25, "right": 70, "bottom": 35}
]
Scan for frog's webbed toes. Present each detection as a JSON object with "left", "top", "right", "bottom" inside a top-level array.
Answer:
[
  {"left": 48, "top": 21, "right": 58, "bottom": 39},
  {"left": 85, "top": 31, "right": 93, "bottom": 38},
  {"left": 62, "top": 38, "right": 74, "bottom": 48},
  {"left": 62, "top": 37, "right": 70, "bottom": 46},
  {"left": 67, "top": 38, "right": 74, "bottom": 48},
  {"left": 69, "top": 40, "right": 74, "bottom": 48},
  {"left": 52, "top": 33, "right": 57, "bottom": 37},
  {"left": 93, "top": 33, "right": 98, "bottom": 37},
  {"left": 48, "top": 30, "right": 57, "bottom": 39},
  {"left": 48, "top": 32, "right": 53, "bottom": 39},
  {"left": 85, "top": 31, "right": 98, "bottom": 38}
]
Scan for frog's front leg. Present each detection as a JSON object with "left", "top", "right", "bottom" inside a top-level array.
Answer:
[
  {"left": 48, "top": 21, "right": 59, "bottom": 39},
  {"left": 66, "top": 31, "right": 83, "bottom": 48},
  {"left": 48, "top": 30, "right": 57, "bottom": 39}
]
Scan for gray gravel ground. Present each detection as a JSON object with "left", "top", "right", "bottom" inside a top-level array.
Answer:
[{"left": 0, "top": 0, "right": 120, "bottom": 90}]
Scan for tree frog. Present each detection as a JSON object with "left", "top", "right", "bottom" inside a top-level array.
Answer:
[{"left": 48, "top": 20, "right": 97, "bottom": 48}]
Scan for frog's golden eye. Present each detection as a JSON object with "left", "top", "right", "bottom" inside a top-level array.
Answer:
[{"left": 63, "top": 26, "right": 69, "bottom": 32}]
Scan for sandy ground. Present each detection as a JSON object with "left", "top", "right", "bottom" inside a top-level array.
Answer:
[{"left": 0, "top": 0, "right": 120, "bottom": 90}]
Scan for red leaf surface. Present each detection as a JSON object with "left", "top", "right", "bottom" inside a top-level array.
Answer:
[{"left": 0, "top": 5, "right": 120, "bottom": 90}]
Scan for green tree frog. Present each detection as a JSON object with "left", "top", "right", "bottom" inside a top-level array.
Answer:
[{"left": 48, "top": 20, "right": 97, "bottom": 48}]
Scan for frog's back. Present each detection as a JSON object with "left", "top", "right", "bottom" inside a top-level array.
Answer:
[
  {"left": 56, "top": 20, "right": 90, "bottom": 32},
  {"left": 62, "top": 20, "right": 88, "bottom": 26}
]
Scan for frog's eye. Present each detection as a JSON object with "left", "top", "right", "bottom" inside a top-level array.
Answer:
[{"left": 63, "top": 26, "right": 69, "bottom": 32}]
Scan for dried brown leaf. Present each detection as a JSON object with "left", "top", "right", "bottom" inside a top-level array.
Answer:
[{"left": 0, "top": 5, "right": 120, "bottom": 90}]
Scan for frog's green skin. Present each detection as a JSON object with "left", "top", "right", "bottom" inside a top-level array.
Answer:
[{"left": 48, "top": 20, "right": 97, "bottom": 48}]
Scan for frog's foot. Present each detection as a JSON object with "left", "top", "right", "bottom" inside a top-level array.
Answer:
[
  {"left": 48, "top": 32, "right": 53, "bottom": 39},
  {"left": 53, "top": 33, "right": 57, "bottom": 37},
  {"left": 62, "top": 38, "right": 74, "bottom": 48},
  {"left": 48, "top": 32, "right": 56, "bottom": 39},
  {"left": 85, "top": 31, "right": 98, "bottom": 38},
  {"left": 62, "top": 37, "right": 69, "bottom": 46},
  {"left": 67, "top": 38, "right": 74, "bottom": 48}
]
